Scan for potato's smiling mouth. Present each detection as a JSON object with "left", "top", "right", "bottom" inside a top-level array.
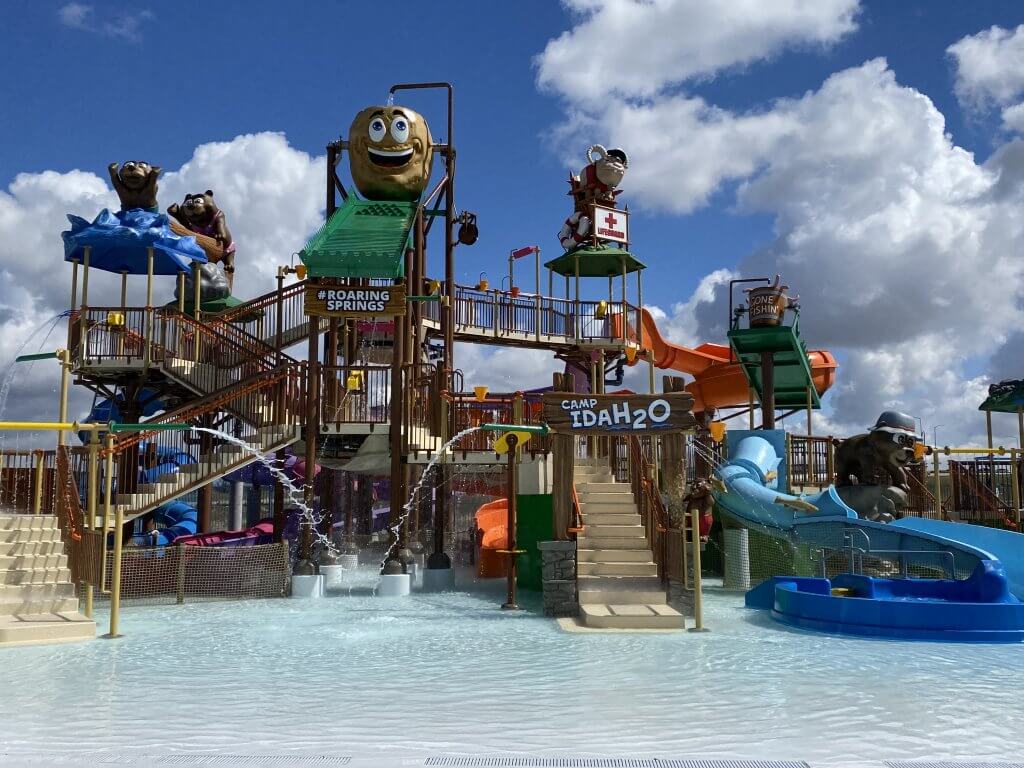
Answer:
[{"left": 367, "top": 147, "right": 414, "bottom": 168}]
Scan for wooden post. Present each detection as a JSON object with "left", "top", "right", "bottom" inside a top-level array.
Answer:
[
  {"left": 384, "top": 273, "right": 407, "bottom": 573},
  {"left": 1011, "top": 448, "right": 1021, "bottom": 527},
  {"left": 748, "top": 388, "right": 756, "bottom": 429},
  {"left": 620, "top": 257, "right": 627, "bottom": 342},
  {"left": 806, "top": 385, "right": 813, "bottom": 437},
  {"left": 574, "top": 253, "right": 581, "bottom": 341},
  {"left": 57, "top": 350, "right": 70, "bottom": 447},
  {"left": 688, "top": 500, "right": 706, "bottom": 632},
  {"left": 933, "top": 447, "right": 943, "bottom": 519},
  {"left": 272, "top": 448, "right": 286, "bottom": 543},
  {"left": 175, "top": 543, "right": 187, "bottom": 604},
  {"left": 104, "top": 434, "right": 123, "bottom": 638},
  {"left": 502, "top": 433, "right": 520, "bottom": 610},
  {"left": 551, "top": 372, "right": 575, "bottom": 540},
  {"left": 144, "top": 248, "right": 154, "bottom": 370},
  {"left": 32, "top": 451, "right": 45, "bottom": 515}
]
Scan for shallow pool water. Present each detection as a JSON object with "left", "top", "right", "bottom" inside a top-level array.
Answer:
[{"left": 1, "top": 569, "right": 1023, "bottom": 767}]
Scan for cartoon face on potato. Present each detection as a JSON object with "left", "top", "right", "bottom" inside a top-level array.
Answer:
[{"left": 348, "top": 105, "right": 433, "bottom": 201}]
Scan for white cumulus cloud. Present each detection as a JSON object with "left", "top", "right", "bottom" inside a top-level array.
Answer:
[
  {"left": 948, "top": 24, "right": 1024, "bottom": 110},
  {"left": 538, "top": 0, "right": 860, "bottom": 103},
  {"left": 0, "top": 133, "right": 324, "bottom": 438}
]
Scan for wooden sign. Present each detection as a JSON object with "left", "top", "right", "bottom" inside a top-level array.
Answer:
[
  {"left": 543, "top": 392, "right": 695, "bottom": 435},
  {"left": 304, "top": 283, "right": 406, "bottom": 318}
]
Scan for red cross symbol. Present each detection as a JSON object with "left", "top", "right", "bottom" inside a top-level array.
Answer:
[{"left": 603, "top": 211, "right": 618, "bottom": 229}]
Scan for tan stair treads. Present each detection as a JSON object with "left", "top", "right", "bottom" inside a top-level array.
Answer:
[{"left": 608, "top": 604, "right": 657, "bottom": 616}]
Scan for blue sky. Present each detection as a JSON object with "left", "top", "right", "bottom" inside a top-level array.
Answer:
[
  {"left": 2, "top": 1, "right": 1024, "bottom": 444},
  {"left": 0, "top": 0, "right": 1014, "bottom": 305}
]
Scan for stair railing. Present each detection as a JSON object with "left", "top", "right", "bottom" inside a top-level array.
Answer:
[
  {"left": 627, "top": 435, "right": 669, "bottom": 581},
  {"left": 96, "top": 365, "right": 303, "bottom": 522}
]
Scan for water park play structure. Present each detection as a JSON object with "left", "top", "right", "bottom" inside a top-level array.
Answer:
[{"left": 1, "top": 81, "right": 1024, "bottom": 647}]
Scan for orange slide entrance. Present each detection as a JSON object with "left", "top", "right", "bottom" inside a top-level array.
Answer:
[
  {"left": 475, "top": 499, "right": 509, "bottom": 578},
  {"left": 631, "top": 308, "right": 837, "bottom": 413}
]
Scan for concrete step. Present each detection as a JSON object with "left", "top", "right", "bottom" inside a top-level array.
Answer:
[
  {"left": 577, "top": 536, "right": 650, "bottom": 550},
  {"left": 574, "top": 469, "right": 613, "bottom": 479},
  {"left": 578, "top": 560, "right": 658, "bottom": 577},
  {"left": 0, "top": 596, "right": 81, "bottom": 617},
  {"left": 1, "top": 567, "right": 72, "bottom": 586},
  {"left": 0, "top": 539, "right": 64, "bottom": 557},
  {"left": 574, "top": 458, "right": 609, "bottom": 467},
  {"left": 0, "top": 515, "right": 59, "bottom": 532},
  {"left": 0, "top": 582, "right": 76, "bottom": 601},
  {"left": 581, "top": 512, "right": 642, "bottom": 526},
  {"left": 578, "top": 575, "right": 666, "bottom": 605},
  {"left": 577, "top": 548, "right": 653, "bottom": 563},
  {"left": 580, "top": 603, "right": 684, "bottom": 630},
  {"left": 578, "top": 494, "right": 635, "bottom": 507},
  {"left": 576, "top": 482, "right": 630, "bottom": 493},
  {"left": 0, "top": 553, "right": 68, "bottom": 571},
  {"left": 581, "top": 523, "right": 646, "bottom": 538},
  {"left": 0, "top": 612, "right": 95, "bottom": 647},
  {"left": 579, "top": 499, "right": 637, "bottom": 511},
  {"left": 0, "top": 526, "right": 62, "bottom": 544}
]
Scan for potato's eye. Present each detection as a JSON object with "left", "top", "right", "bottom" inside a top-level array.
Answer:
[
  {"left": 391, "top": 118, "right": 409, "bottom": 143},
  {"left": 369, "top": 119, "right": 387, "bottom": 143}
]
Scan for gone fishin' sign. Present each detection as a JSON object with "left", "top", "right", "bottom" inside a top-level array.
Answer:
[{"left": 542, "top": 393, "right": 695, "bottom": 435}]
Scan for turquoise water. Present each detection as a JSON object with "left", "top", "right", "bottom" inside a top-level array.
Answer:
[{"left": 1, "top": 570, "right": 1023, "bottom": 767}]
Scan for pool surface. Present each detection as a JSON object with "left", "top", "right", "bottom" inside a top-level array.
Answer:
[{"left": 1, "top": 570, "right": 1023, "bottom": 768}]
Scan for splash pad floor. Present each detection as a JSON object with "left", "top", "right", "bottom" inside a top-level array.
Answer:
[{"left": 1, "top": 568, "right": 1022, "bottom": 768}]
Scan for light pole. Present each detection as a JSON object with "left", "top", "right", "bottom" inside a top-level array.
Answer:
[{"left": 932, "top": 425, "right": 943, "bottom": 449}]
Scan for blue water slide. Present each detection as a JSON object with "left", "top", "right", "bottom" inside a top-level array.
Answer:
[
  {"left": 713, "top": 435, "right": 1024, "bottom": 600},
  {"left": 132, "top": 500, "right": 199, "bottom": 547},
  {"left": 79, "top": 389, "right": 167, "bottom": 442}
]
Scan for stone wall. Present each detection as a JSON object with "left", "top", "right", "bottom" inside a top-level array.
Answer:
[{"left": 537, "top": 540, "right": 578, "bottom": 617}]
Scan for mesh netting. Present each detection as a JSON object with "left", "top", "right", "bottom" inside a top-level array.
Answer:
[{"left": 80, "top": 542, "right": 289, "bottom": 606}]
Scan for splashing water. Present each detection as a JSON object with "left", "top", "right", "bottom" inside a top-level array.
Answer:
[
  {"left": 379, "top": 425, "right": 482, "bottom": 570},
  {"left": 0, "top": 311, "right": 71, "bottom": 437},
  {"left": 189, "top": 427, "right": 338, "bottom": 558}
]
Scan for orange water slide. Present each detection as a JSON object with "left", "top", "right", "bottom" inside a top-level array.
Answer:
[
  {"left": 634, "top": 308, "right": 837, "bottom": 413},
  {"left": 475, "top": 499, "right": 508, "bottom": 578}
]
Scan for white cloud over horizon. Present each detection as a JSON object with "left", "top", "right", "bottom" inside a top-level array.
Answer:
[
  {"left": 538, "top": 3, "right": 1024, "bottom": 447},
  {"left": 0, "top": 133, "right": 324, "bottom": 441}
]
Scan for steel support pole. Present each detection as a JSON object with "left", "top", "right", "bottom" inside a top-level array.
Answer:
[{"left": 760, "top": 351, "right": 776, "bottom": 430}]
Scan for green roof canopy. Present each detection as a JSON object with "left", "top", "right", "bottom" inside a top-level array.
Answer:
[
  {"left": 299, "top": 195, "right": 416, "bottom": 279},
  {"left": 544, "top": 244, "right": 645, "bottom": 278},
  {"left": 979, "top": 380, "right": 1024, "bottom": 413},
  {"left": 728, "top": 324, "right": 822, "bottom": 409}
]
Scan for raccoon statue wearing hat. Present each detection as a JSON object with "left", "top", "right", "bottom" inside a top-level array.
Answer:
[{"left": 834, "top": 410, "right": 919, "bottom": 492}]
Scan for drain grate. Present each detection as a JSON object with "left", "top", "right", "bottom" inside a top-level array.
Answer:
[
  {"left": 886, "top": 763, "right": 1024, "bottom": 768},
  {"left": 0, "top": 757, "right": 353, "bottom": 766},
  {"left": 423, "top": 759, "right": 809, "bottom": 768}
]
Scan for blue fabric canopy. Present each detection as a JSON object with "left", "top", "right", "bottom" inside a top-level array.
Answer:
[{"left": 62, "top": 208, "right": 207, "bottom": 275}]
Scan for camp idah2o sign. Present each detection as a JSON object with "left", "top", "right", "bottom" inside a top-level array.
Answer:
[
  {"left": 542, "top": 392, "right": 695, "bottom": 435},
  {"left": 304, "top": 283, "right": 407, "bottom": 318}
]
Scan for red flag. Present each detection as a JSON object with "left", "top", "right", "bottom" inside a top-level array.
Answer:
[{"left": 511, "top": 245, "right": 538, "bottom": 259}]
